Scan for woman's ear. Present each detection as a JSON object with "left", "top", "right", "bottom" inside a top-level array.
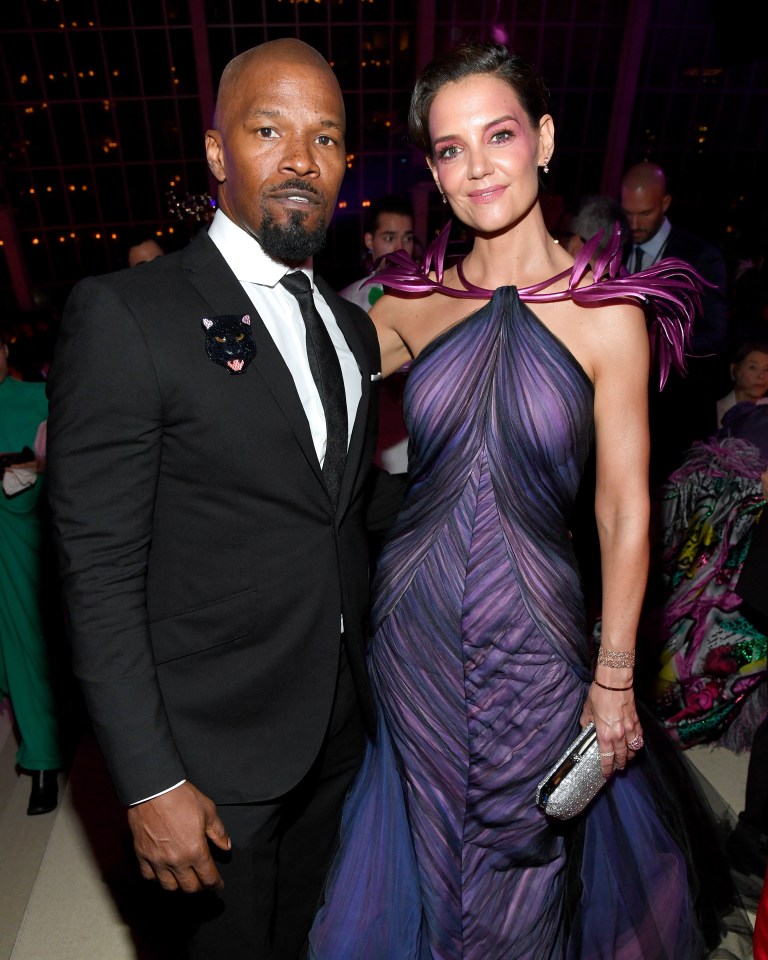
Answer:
[
  {"left": 425, "top": 155, "right": 445, "bottom": 199},
  {"left": 538, "top": 115, "right": 555, "bottom": 167},
  {"left": 427, "top": 154, "right": 440, "bottom": 185}
]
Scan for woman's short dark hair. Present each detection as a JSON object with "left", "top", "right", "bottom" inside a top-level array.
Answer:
[{"left": 408, "top": 41, "right": 550, "bottom": 155}]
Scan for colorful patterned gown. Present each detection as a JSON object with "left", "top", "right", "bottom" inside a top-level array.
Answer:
[
  {"left": 651, "top": 411, "right": 768, "bottom": 751},
  {"left": 308, "top": 280, "right": 709, "bottom": 959}
]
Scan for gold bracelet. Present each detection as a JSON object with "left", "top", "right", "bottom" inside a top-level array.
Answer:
[
  {"left": 596, "top": 647, "right": 635, "bottom": 669},
  {"left": 593, "top": 678, "right": 633, "bottom": 692}
]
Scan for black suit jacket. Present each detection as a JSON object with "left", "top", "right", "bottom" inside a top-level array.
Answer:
[
  {"left": 47, "top": 229, "right": 400, "bottom": 806},
  {"left": 737, "top": 510, "right": 768, "bottom": 620},
  {"left": 660, "top": 225, "right": 728, "bottom": 357},
  {"left": 629, "top": 225, "right": 729, "bottom": 484}
]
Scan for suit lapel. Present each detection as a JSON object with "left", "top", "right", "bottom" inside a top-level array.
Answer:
[{"left": 183, "top": 232, "right": 324, "bottom": 488}]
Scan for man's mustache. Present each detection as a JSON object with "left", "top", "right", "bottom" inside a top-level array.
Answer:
[{"left": 266, "top": 180, "right": 323, "bottom": 199}]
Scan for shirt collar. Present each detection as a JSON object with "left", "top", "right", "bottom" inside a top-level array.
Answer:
[
  {"left": 639, "top": 216, "right": 671, "bottom": 258},
  {"left": 207, "top": 208, "right": 314, "bottom": 289}
]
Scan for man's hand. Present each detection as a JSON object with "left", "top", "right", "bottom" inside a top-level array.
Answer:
[{"left": 126, "top": 781, "right": 231, "bottom": 892}]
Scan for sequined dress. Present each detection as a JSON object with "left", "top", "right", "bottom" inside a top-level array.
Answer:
[{"left": 308, "top": 273, "right": 713, "bottom": 959}]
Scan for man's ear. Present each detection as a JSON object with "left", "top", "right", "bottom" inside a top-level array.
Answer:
[
  {"left": 662, "top": 193, "right": 672, "bottom": 215},
  {"left": 206, "top": 130, "right": 226, "bottom": 183}
]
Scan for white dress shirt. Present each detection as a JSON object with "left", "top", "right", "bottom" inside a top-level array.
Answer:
[
  {"left": 632, "top": 216, "right": 672, "bottom": 272},
  {"left": 208, "top": 209, "right": 361, "bottom": 464}
]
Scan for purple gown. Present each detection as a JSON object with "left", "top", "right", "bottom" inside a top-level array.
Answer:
[{"left": 309, "top": 282, "right": 711, "bottom": 959}]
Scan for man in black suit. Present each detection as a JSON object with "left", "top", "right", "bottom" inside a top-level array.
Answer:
[
  {"left": 621, "top": 161, "right": 728, "bottom": 487},
  {"left": 47, "top": 39, "right": 401, "bottom": 959}
]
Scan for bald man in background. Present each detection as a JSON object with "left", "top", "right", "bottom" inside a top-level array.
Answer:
[
  {"left": 621, "top": 161, "right": 728, "bottom": 487},
  {"left": 47, "top": 39, "right": 402, "bottom": 959}
]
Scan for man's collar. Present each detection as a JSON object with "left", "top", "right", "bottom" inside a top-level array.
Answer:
[
  {"left": 207, "top": 209, "right": 314, "bottom": 288},
  {"left": 640, "top": 216, "right": 671, "bottom": 256}
]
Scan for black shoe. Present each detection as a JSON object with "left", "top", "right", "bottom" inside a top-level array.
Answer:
[
  {"left": 726, "top": 813, "right": 768, "bottom": 877},
  {"left": 27, "top": 770, "right": 58, "bottom": 816}
]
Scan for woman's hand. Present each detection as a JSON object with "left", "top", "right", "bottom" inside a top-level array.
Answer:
[{"left": 580, "top": 681, "right": 643, "bottom": 778}]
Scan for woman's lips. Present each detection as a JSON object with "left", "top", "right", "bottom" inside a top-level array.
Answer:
[{"left": 467, "top": 185, "right": 506, "bottom": 204}]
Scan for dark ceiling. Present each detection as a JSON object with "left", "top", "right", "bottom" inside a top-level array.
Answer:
[{"left": 0, "top": 0, "right": 766, "bottom": 314}]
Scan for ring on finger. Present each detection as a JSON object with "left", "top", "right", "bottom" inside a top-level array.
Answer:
[
  {"left": 599, "top": 750, "right": 615, "bottom": 758},
  {"left": 627, "top": 735, "right": 644, "bottom": 751}
]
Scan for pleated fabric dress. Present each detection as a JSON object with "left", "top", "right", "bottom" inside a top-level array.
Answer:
[{"left": 309, "top": 284, "right": 709, "bottom": 959}]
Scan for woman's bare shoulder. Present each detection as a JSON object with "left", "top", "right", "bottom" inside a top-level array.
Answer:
[
  {"left": 372, "top": 284, "right": 474, "bottom": 329},
  {"left": 370, "top": 287, "right": 434, "bottom": 326}
]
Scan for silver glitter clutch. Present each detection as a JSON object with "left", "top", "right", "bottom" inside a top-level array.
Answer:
[{"left": 535, "top": 722, "right": 607, "bottom": 819}]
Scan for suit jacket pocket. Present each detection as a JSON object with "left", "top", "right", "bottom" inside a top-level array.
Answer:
[{"left": 150, "top": 585, "right": 259, "bottom": 664}]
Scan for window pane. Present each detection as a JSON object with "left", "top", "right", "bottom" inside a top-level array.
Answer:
[
  {"left": 70, "top": 31, "right": 109, "bottom": 99},
  {"left": 146, "top": 100, "right": 183, "bottom": 160},
  {"left": 95, "top": 167, "right": 129, "bottom": 221},
  {"left": 48, "top": 104, "right": 84, "bottom": 164},
  {"left": 136, "top": 31, "right": 172, "bottom": 95},
  {"left": 169, "top": 30, "right": 197, "bottom": 94},
  {"left": 178, "top": 98, "right": 206, "bottom": 161},
  {"left": 114, "top": 101, "right": 148, "bottom": 161},
  {"left": 98, "top": 0, "right": 133, "bottom": 27},
  {"left": 82, "top": 101, "right": 118, "bottom": 164},
  {"left": 103, "top": 32, "right": 140, "bottom": 96},
  {"left": 66, "top": 170, "right": 100, "bottom": 224}
]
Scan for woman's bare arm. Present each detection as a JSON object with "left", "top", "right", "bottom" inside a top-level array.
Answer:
[{"left": 580, "top": 302, "right": 650, "bottom": 775}]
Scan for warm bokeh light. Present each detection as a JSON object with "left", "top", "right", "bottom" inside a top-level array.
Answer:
[{"left": 0, "top": 3, "right": 760, "bottom": 312}]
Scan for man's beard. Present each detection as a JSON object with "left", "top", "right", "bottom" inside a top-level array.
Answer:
[{"left": 257, "top": 207, "right": 329, "bottom": 265}]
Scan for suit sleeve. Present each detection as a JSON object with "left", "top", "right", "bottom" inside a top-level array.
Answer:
[
  {"left": 689, "top": 243, "right": 728, "bottom": 356},
  {"left": 47, "top": 276, "right": 186, "bottom": 804},
  {"left": 365, "top": 465, "right": 406, "bottom": 538},
  {"left": 332, "top": 290, "right": 408, "bottom": 538}
]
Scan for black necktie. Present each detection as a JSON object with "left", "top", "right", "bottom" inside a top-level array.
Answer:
[
  {"left": 632, "top": 245, "right": 644, "bottom": 273},
  {"left": 279, "top": 271, "right": 347, "bottom": 506}
]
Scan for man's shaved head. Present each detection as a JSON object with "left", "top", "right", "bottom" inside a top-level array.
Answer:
[
  {"left": 621, "top": 161, "right": 667, "bottom": 196},
  {"left": 620, "top": 161, "right": 671, "bottom": 247},
  {"left": 213, "top": 40, "right": 342, "bottom": 131}
]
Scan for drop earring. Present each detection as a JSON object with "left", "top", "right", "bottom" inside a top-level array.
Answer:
[{"left": 542, "top": 158, "right": 550, "bottom": 174}]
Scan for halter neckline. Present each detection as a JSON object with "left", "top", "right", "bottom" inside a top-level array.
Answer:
[{"left": 365, "top": 219, "right": 708, "bottom": 388}]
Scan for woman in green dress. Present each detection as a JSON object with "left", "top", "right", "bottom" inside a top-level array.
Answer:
[{"left": 0, "top": 331, "right": 62, "bottom": 814}]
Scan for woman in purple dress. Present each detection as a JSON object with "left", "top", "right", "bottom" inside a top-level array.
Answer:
[{"left": 309, "top": 43, "right": 729, "bottom": 959}]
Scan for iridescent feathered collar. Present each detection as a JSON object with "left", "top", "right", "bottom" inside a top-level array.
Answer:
[{"left": 368, "top": 220, "right": 707, "bottom": 389}]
